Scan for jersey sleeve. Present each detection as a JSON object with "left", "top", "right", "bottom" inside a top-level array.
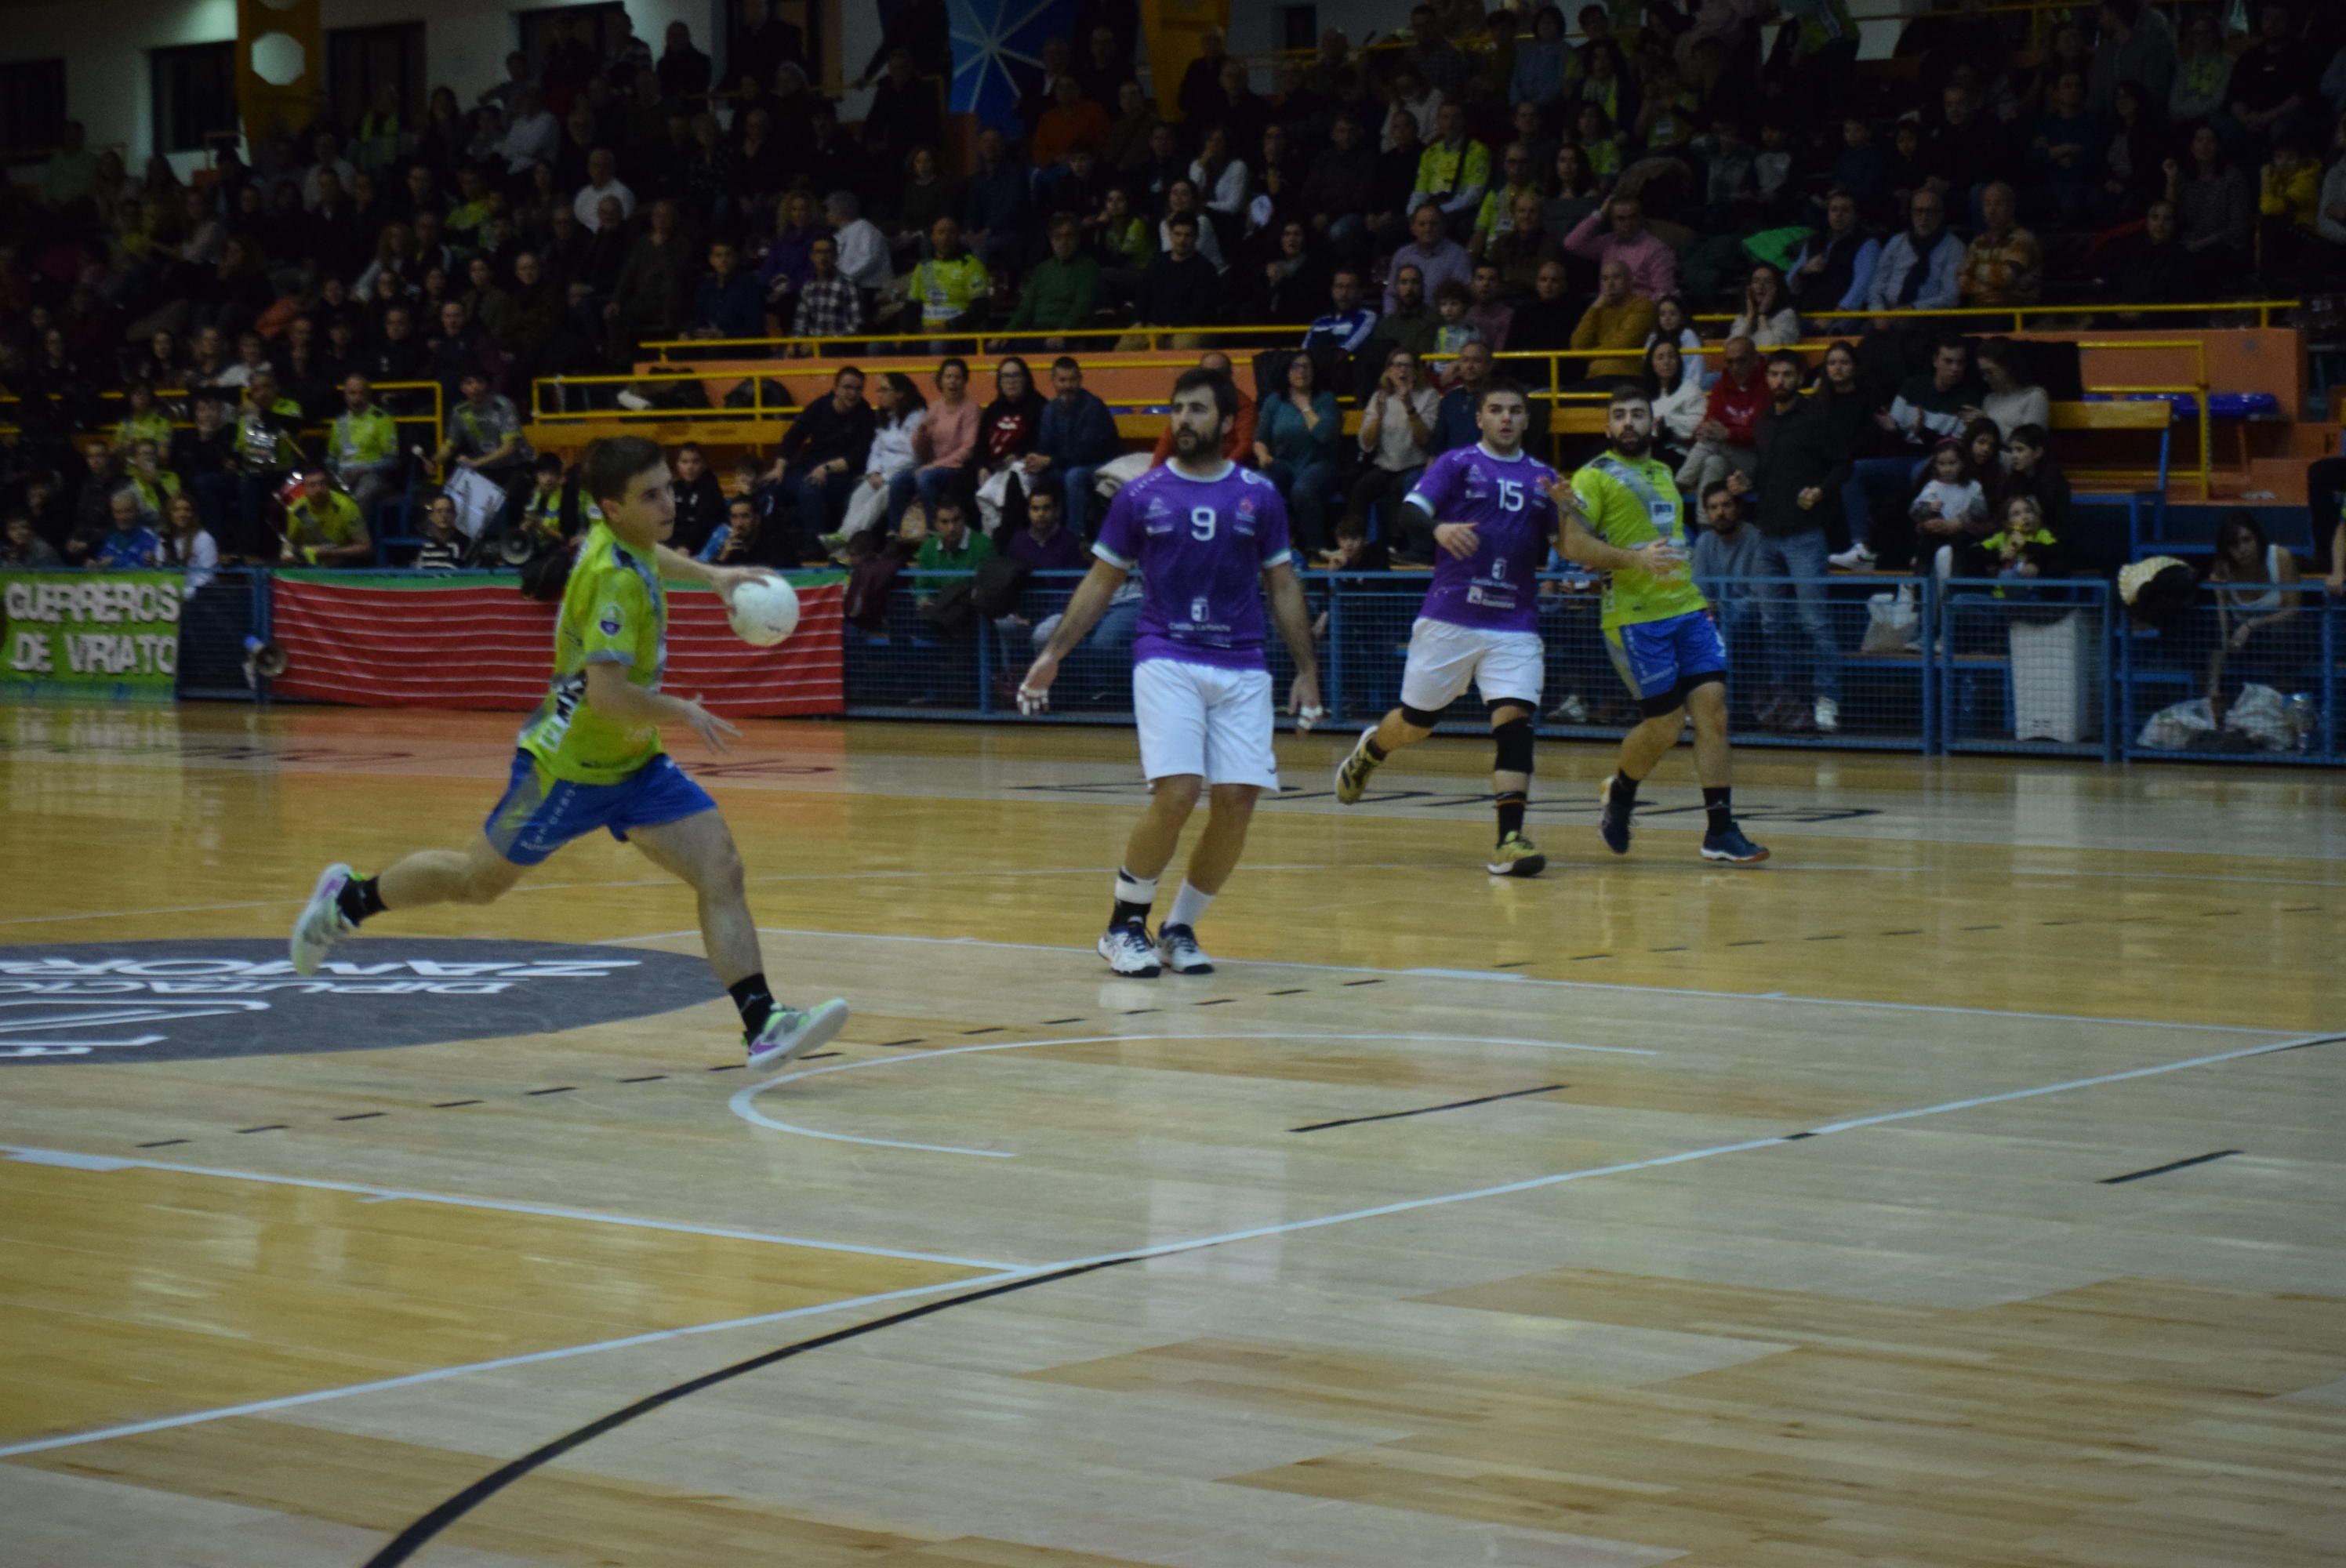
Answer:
[
  {"left": 1255, "top": 481, "right": 1293, "bottom": 569},
  {"left": 1402, "top": 449, "right": 1461, "bottom": 520},
  {"left": 579, "top": 564, "right": 653, "bottom": 668},
  {"left": 1569, "top": 466, "right": 1625, "bottom": 540},
  {"left": 1092, "top": 481, "right": 1142, "bottom": 570}
]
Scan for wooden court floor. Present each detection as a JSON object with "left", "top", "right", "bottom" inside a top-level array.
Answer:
[{"left": 2, "top": 702, "right": 2342, "bottom": 1567}]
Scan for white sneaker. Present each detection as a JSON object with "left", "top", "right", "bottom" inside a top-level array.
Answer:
[
  {"left": 746, "top": 997, "right": 851, "bottom": 1072},
  {"left": 615, "top": 388, "right": 654, "bottom": 411},
  {"left": 289, "top": 862, "right": 357, "bottom": 976},
  {"left": 1827, "top": 544, "right": 1876, "bottom": 570},
  {"left": 1098, "top": 920, "right": 1162, "bottom": 977},
  {"left": 1814, "top": 696, "right": 1841, "bottom": 734},
  {"left": 1334, "top": 727, "right": 1381, "bottom": 805},
  {"left": 1548, "top": 694, "right": 1589, "bottom": 724},
  {"left": 1156, "top": 923, "right": 1214, "bottom": 975}
]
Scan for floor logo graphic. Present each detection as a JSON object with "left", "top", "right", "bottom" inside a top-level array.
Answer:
[{"left": 0, "top": 939, "right": 714, "bottom": 1063}]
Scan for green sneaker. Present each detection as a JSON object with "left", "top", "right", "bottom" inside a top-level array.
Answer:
[
  {"left": 1485, "top": 833, "right": 1547, "bottom": 877},
  {"left": 746, "top": 998, "right": 851, "bottom": 1073}
]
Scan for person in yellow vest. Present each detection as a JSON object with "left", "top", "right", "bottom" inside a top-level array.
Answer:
[
  {"left": 901, "top": 216, "right": 992, "bottom": 348},
  {"left": 281, "top": 470, "right": 375, "bottom": 566},
  {"left": 114, "top": 381, "right": 175, "bottom": 453},
  {"left": 328, "top": 374, "right": 403, "bottom": 519},
  {"left": 125, "top": 439, "right": 183, "bottom": 521}
]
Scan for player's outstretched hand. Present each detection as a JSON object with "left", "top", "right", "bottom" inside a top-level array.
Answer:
[
  {"left": 1018, "top": 652, "right": 1060, "bottom": 716},
  {"left": 1633, "top": 541, "right": 1687, "bottom": 577},
  {"left": 1288, "top": 672, "right": 1324, "bottom": 733},
  {"left": 679, "top": 695, "right": 739, "bottom": 753},
  {"left": 1432, "top": 522, "right": 1480, "bottom": 561},
  {"left": 709, "top": 565, "right": 779, "bottom": 607}
]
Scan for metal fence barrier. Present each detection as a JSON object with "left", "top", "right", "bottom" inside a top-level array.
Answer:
[{"left": 53, "top": 567, "right": 2344, "bottom": 767}]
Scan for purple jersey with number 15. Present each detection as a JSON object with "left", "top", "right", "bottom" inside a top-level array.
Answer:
[
  {"left": 1404, "top": 442, "right": 1560, "bottom": 633},
  {"left": 1093, "top": 461, "right": 1294, "bottom": 670}
]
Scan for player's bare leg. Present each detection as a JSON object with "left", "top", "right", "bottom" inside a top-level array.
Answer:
[
  {"left": 290, "top": 839, "right": 528, "bottom": 976},
  {"left": 1149, "top": 782, "right": 1258, "bottom": 976},
  {"left": 629, "top": 809, "right": 851, "bottom": 1066},
  {"left": 1684, "top": 680, "right": 1767, "bottom": 862},
  {"left": 1596, "top": 704, "right": 1685, "bottom": 857},
  {"left": 1101, "top": 775, "right": 1202, "bottom": 977},
  {"left": 1334, "top": 707, "right": 1433, "bottom": 804}
]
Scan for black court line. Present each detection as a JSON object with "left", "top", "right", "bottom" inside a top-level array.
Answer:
[
  {"left": 333, "top": 1112, "right": 387, "bottom": 1122},
  {"left": 619, "top": 1075, "right": 666, "bottom": 1083},
  {"left": 1341, "top": 978, "right": 1384, "bottom": 987},
  {"left": 878, "top": 1037, "right": 925, "bottom": 1047},
  {"left": 1290, "top": 1083, "right": 1565, "bottom": 1133},
  {"left": 1268, "top": 988, "right": 1308, "bottom": 996},
  {"left": 801, "top": 1051, "right": 842, "bottom": 1061},
  {"left": 432, "top": 1100, "right": 482, "bottom": 1109},
  {"left": 359, "top": 1255, "right": 1140, "bottom": 1568},
  {"left": 2101, "top": 1149, "right": 2243, "bottom": 1185},
  {"left": 235, "top": 1125, "right": 286, "bottom": 1134},
  {"left": 1120, "top": 1007, "right": 1157, "bottom": 1015},
  {"left": 524, "top": 1086, "right": 575, "bottom": 1097},
  {"left": 1882, "top": 928, "right": 1923, "bottom": 936},
  {"left": 705, "top": 1064, "right": 745, "bottom": 1073},
  {"left": 1568, "top": 953, "right": 1610, "bottom": 961},
  {"left": 1193, "top": 999, "right": 1235, "bottom": 1007},
  {"left": 134, "top": 1138, "right": 188, "bottom": 1149},
  {"left": 1040, "top": 1017, "right": 1086, "bottom": 1025},
  {"left": 1494, "top": 960, "right": 1536, "bottom": 969},
  {"left": 961, "top": 1027, "right": 1004, "bottom": 1036}
]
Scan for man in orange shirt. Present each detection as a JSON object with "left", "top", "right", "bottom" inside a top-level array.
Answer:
[{"left": 1034, "top": 78, "right": 1112, "bottom": 171}]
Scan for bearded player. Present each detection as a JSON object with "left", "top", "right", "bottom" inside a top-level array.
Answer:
[
  {"left": 1547, "top": 382, "right": 1767, "bottom": 863},
  {"left": 1018, "top": 368, "right": 1324, "bottom": 977},
  {"left": 1332, "top": 378, "right": 1557, "bottom": 876},
  {"left": 288, "top": 435, "right": 852, "bottom": 1069}
]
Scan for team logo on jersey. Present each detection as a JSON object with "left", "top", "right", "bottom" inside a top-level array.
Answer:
[
  {"left": 597, "top": 603, "right": 623, "bottom": 636},
  {"left": 1235, "top": 497, "right": 1257, "bottom": 521},
  {"left": 0, "top": 940, "right": 716, "bottom": 1063}
]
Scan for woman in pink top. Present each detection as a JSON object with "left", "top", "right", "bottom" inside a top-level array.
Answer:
[{"left": 888, "top": 356, "right": 977, "bottom": 527}]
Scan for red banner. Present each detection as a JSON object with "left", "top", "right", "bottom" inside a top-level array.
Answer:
[{"left": 270, "top": 573, "right": 844, "bottom": 717}]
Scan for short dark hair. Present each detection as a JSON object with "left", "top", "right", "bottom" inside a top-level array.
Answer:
[
  {"left": 1701, "top": 480, "right": 1734, "bottom": 503},
  {"left": 1166, "top": 213, "right": 1199, "bottom": 234},
  {"left": 535, "top": 452, "right": 565, "bottom": 475},
  {"left": 1051, "top": 355, "right": 1081, "bottom": 375},
  {"left": 1606, "top": 379, "right": 1650, "bottom": 408},
  {"left": 1479, "top": 377, "right": 1530, "bottom": 412},
  {"left": 2008, "top": 423, "right": 2048, "bottom": 448},
  {"left": 1171, "top": 366, "right": 1239, "bottom": 419},
  {"left": 1765, "top": 349, "right": 1807, "bottom": 375},
  {"left": 932, "top": 495, "right": 964, "bottom": 518},
  {"left": 579, "top": 436, "right": 666, "bottom": 506},
  {"left": 1434, "top": 278, "right": 1472, "bottom": 306},
  {"left": 1935, "top": 336, "right": 1970, "bottom": 359},
  {"left": 833, "top": 365, "right": 864, "bottom": 383}
]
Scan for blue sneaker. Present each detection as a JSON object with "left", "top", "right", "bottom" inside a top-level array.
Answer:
[
  {"left": 1700, "top": 825, "right": 1770, "bottom": 864},
  {"left": 1596, "top": 776, "right": 1632, "bottom": 855}
]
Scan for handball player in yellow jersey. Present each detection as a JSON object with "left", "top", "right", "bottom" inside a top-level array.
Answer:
[{"left": 290, "top": 436, "right": 849, "bottom": 1070}]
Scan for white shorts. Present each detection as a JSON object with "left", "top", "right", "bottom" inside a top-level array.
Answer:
[
  {"left": 1133, "top": 659, "right": 1280, "bottom": 789},
  {"left": 1397, "top": 619, "right": 1545, "bottom": 715}
]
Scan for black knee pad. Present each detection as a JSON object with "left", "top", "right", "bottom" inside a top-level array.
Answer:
[
  {"left": 1636, "top": 691, "right": 1687, "bottom": 720},
  {"left": 1399, "top": 702, "right": 1445, "bottom": 729},
  {"left": 1492, "top": 714, "right": 1535, "bottom": 775}
]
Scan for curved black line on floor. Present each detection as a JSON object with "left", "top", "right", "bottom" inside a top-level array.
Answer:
[{"left": 358, "top": 1255, "right": 1137, "bottom": 1567}]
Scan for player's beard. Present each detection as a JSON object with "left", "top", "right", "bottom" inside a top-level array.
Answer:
[
  {"left": 1171, "top": 425, "right": 1212, "bottom": 461},
  {"left": 1611, "top": 430, "right": 1651, "bottom": 459}
]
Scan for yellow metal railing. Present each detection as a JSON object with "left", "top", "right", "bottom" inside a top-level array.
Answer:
[
  {"left": 639, "top": 323, "right": 1313, "bottom": 361},
  {"left": 1693, "top": 300, "right": 2302, "bottom": 332}
]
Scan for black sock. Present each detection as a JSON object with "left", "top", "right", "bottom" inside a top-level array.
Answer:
[
  {"left": 337, "top": 875, "right": 387, "bottom": 926},
  {"left": 1704, "top": 786, "right": 1733, "bottom": 835},
  {"left": 1495, "top": 790, "right": 1527, "bottom": 840},
  {"left": 1609, "top": 773, "right": 1640, "bottom": 808},
  {"left": 1112, "top": 899, "right": 1153, "bottom": 927},
  {"left": 728, "top": 973, "right": 777, "bottom": 1036},
  {"left": 1364, "top": 737, "right": 1388, "bottom": 763}
]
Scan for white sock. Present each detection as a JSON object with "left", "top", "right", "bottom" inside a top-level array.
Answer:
[
  {"left": 1113, "top": 867, "right": 1159, "bottom": 909},
  {"left": 1167, "top": 880, "right": 1215, "bottom": 932}
]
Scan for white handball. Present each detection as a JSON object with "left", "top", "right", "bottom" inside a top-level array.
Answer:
[{"left": 728, "top": 576, "right": 801, "bottom": 647}]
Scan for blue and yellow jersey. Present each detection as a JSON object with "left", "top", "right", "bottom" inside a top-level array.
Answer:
[{"left": 515, "top": 524, "right": 667, "bottom": 784}]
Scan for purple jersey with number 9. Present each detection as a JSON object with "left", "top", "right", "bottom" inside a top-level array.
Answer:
[
  {"left": 1092, "top": 462, "right": 1295, "bottom": 670},
  {"left": 1403, "top": 443, "right": 1560, "bottom": 633}
]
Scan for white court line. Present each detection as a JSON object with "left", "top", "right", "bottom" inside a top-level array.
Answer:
[
  {"left": 728, "top": 925, "right": 2287, "bottom": 1037},
  {"left": 0, "top": 1145, "right": 1015, "bottom": 1271},
  {"left": 7, "top": 1021, "right": 2332, "bottom": 1464},
  {"left": 729, "top": 1031, "right": 1657, "bottom": 1158}
]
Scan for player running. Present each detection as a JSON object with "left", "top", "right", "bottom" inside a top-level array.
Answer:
[
  {"left": 1017, "top": 368, "right": 1324, "bottom": 978},
  {"left": 1549, "top": 382, "right": 1768, "bottom": 864},
  {"left": 1333, "top": 378, "right": 1559, "bottom": 876},
  {"left": 288, "top": 435, "right": 851, "bottom": 1069}
]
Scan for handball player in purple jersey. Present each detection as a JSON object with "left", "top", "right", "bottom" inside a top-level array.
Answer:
[
  {"left": 1333, "top": 379, "right": 1560, "bottom": 876},
  {"left": 1017, "top": 368, "right": 1324, "bottom": 978}
]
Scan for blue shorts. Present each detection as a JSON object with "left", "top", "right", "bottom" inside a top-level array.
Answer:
[
  {"left": 1606, "top": 610, "right": 1729, "bottom": 707},
  {"left": 484, "top": 750, "right": 716, "bottom": 866}
]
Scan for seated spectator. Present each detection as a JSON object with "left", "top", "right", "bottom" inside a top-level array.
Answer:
[
  {"left": 1644, "top": 339, "right": 1707, "bottom": 470},
  {"left": 1002, "top": 217, "right": 1102, "bottom": 346},
  {"left": 2167, "top": 123, "right": 2254, "bottom": 289},
  {"left": 960, "top": 125, "right": 1034, "bottom": 271},
  {"left": 281, "top": 470, "right": 373, "bottom": 565},
  {"left": 1868, "top": 187, "right": 1963, "bottom": 313},
  {"left": 1345, "top": 347, "right": 1439, "bottom": 552},
  {"left": 1910, "top": 437, "right": 1990, "bottom": 577},
  {"left": 124, "top": 441, "right": 180, "bottom": 522},
  {"left": 1303, "top": 266, "right": 1378, "bottom": 355},
  {"left": 2221, "top": 2, "right": 2319, "bottom": 155},
  {"left": 1970, "top": 338, "right": 2050, "bottom": 440},
  {"left": 1006, "top": 485, "right": 1088, "bottom": 572},
  {"left": 2110, "top": 199, "right": 2200, "bottom": 314},
  {"left": 685, "top": 239, "right": 762, "bottom": 340},
  {"left": 1465, "top": 263, "right": 1513, "bottom": 350},
  {"left": 1571, "top": 259, "right": 1656, "bottom": 380},
  {"left": 1384, "top": 203, "right": 1472, "bottom": 313},
  {"left": 889, "top": 358, "right": 978, "bottom": 526},
  {"left": 604, "top": 200, "right": 692, "bottom": 360},
  {"left": 1253, "top": 350, "right": 1346, "bottom": 554},
  {"left": 824, "top": 191, "right": 893, "bottom": 297},
  {"left": 1540, "top": 143, "right": 1603, "bottom": 244},
  {"left": 1135, "top": 214, "right": 1218, "bottom": 342},
  {"left": 572, "top": 148, "right": 635, "bottom": 230},
  {"left": 788, "top": 233, "right": 864, "bottom": 346},
  {"left": 1026, "top": 357, "right": 1121, "bottom": 534},
  {"left": 1316, "top": 511, "right": 1391, "bottom": 575},
  {"left": 1470, "top": 143, "right": 1545, "bottom": 260},
  {"left": 2170, "top": 11, "right": 2235, "bottom": 126},
  {"left": 437, "top": 368, "right": 531, "bottom": 512},
  {"left": 2002, "top": 423, "right": 2072, "bottom": 552},
  {"left": 162, "top": 492, "right": 219, "bottom": 592},
  {"left": 1363, "top": 263, "right": 1440, "bottom": 367},
  {"left": 1432, "top": 279, "right": 1480, "bottom": 354},
  {"left": 1508, "top": 259, "right": 1579, "bottom": 355},
  {"left": 2257, "top": 138, "right": 2323, "bottom": 287},
  {"left": 92, "top": 489, "right": 164, "bottom": 570},
  {"left": 1958, "top": 183, "right": 2043, "bottom": 307},
  {"left": 769, "top": 367, "right": 874, "bottom": 558},
  {"left": 1788, "top": 190, "right": 1883, "bottom": 322},
  {"left": 696, "top": 493, "right": 772, "bottom": 568},
  {"left": 1679, "top": 336, "right": 1768, "bottom": 495},
  {"left": 1, "top": 513, "right": 61, "bottom": 568},
  {"left": 913, "top": 495, "right": 994, "bottom": 620},
  {"left": 662, "top": 441, "right": 727, "bottom": 556},
  {"left": 1562, "top": 192, "right": 1677, "bottom": 300},
  {"left": 1409, "top": 103, "right": 1491, "bottom": 236},
  {"left": 902, "top": 217, "right": 992, "bottom": 344},
  {"left": 114, "top": 382, "right": 173, "bottom": 452},
  {"left": 1726, "top": 263, "right": 1803, "bottom": 347},
  {"left": 1302, "top": 112, "right": 1381, "bottom": 253},
  {"left": 2030, "top": 67, "right": 2103, "bottom": 226},
  {"left": 1035, "top": 77, "right": 1112, "bottom": 172}
]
